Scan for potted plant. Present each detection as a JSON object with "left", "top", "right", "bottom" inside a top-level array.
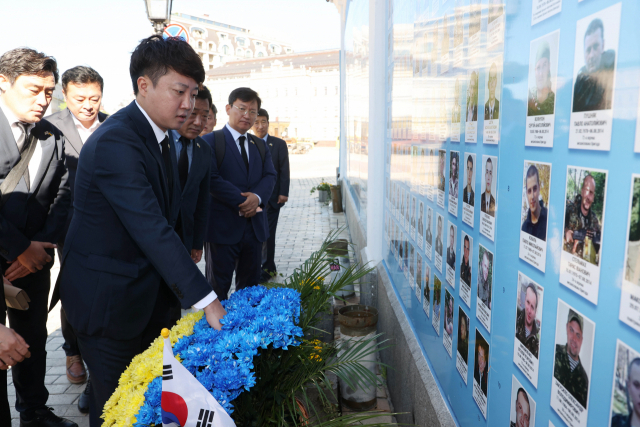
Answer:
[{"left": 310, "top": 181, "right": 331, "bottom": 203}]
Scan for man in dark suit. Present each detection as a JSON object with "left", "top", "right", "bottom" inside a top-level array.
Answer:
[
  {"left": 484, "top": 62, "right": 500, "bottom": 120},
  {"left": 200, "top": 99, "right": 217, "bottom": 137},
  {"left": 46, "top": 65, "right": 107, "bottom": 412},
  {"left": 0, "top": 48, "right": 75, "bottom": 427},
  {"left": 481, "top": 157, "right": 496, "bottom": 217},
  {"left": 463, "top": 155, "right": 475, "bottom": 206},
  {"left": 202, "top": 88, "right": 276, "bottom": 299},
  {"left": 169, "top": 86, "right": 212, "bottom": 324},
  {"left": 56, "top": 36, "right": 226, "bottom": 427},
  {"left": 252, "top": 108, "right": 290, "bottom": 282}
]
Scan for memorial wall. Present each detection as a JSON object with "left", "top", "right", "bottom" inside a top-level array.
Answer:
[{"left": 343, "top": 0, "right": 640, "bottom": 425}]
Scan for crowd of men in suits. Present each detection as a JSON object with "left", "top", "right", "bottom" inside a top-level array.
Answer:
[{"left": 0, "top": 35, "right": 290, "bottom": 427}]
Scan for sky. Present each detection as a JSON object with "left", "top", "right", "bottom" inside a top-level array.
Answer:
[{"left": 0, "top": 0, "right": 340, "bottom": 112}]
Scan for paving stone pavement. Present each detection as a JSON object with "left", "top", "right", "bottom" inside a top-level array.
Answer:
[{"left": 8, "top": 147, "right": 343, "bottom": 427}]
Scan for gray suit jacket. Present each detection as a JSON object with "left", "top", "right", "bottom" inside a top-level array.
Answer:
[{"left": 46, "top": 109, "right": 108, "bottom": 244}]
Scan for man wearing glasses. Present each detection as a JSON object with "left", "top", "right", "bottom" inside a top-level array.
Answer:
[{"left": 202, "top": 87, "right": 276, "bottom": 299}]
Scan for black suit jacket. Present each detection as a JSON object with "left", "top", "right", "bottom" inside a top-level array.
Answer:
[
  {"left": 0, "top": 107, "right": 70, "bottom": 264},
  {"left": 57, "top": 101, "right": 212, "bottom": 340},
  {"left": 264, "top": 135, "right": 290, "bottom": 210},
  {"left": 171, "top": 131, "right": 211, "bottom": 252},
  {"left": 480, "top": 192, "right": 496, "bottom": 217},
  {"left": 46, "top": 109, "right": 108, "bottom": 244}
]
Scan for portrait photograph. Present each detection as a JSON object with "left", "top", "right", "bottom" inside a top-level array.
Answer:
[
  {"left": 477, "top": 244, "right": 493, "bottom": 311},
  {"left": 527, "top": 30, "right": 559, "bottom": 118},
  {"left": 432, "top": 275, "right": 442, "bottom": 335},
  {"left": 520, "top": 161, "right": 551, "bottom": 242},
  {"left": 561, "top": 167, "right": 608, "bottom": 267},
  {"left": 444, "top": 288, "right": 454, "bottom": 338},
  {"left": 468, "top": 0, "right": 481, "bottom": 39},
  {"left": 418, "top": 201, "right": 425, "bottom": 243},
  {"left": 416, "top": 254, "right": 423, "bottom": 302},
  {"left": 423, "top": 263, "right": 431, "bottom": 317},
  {"left": 474, "top": 328, "right": 489, "bottom": 397},
  {"left": 426, "top": 205, "right": 434, "bottom": 248},
  {"left": 409, "top": 243, "right": 415, "bottom": 282},
  {"left": 608, "top": 340, "right": 640, "bottom": 427},
  {"left": 466, "top": 70, "right": 479, "bottom": 123},
  {"left": 410, "top": 195, "right": 417, "bottom": 234},
  {"left": 484, "top": 59, "right": 501, "bottom": 122},
  {"left": 436, "top": 213, "right": 444, "bottom": 257},
  {"left": 405, "top": 190, "right": 411, "bottom": 225},
  {"left": 551, "top": 300, "right": 595, "bottom": 417},
  {"left": 449, "top": 150, "right": 459, "bottom": 200},
  {"left": 459, "top": 231, "right": 473, "bottom": 302},
  {"left": 515, "top": 272, "right": 544, "bottom": 359},
  {"left": 457, "top": 307, "right": 469, "bottom": 364},
  {"left": 510, "top": 376, "right": 536, "bottom": 427},
  {"left": 620, "top": 175, "right": 640, "bottom": 334},
  {"left": 480, "top": 156, "right": 498, "bottom": 241},
  {"left": 571, "top": 3, "right": 620, "bottom": 114},
  {"left": 438, "top": 149, "right": 446, "bottom": 192}
]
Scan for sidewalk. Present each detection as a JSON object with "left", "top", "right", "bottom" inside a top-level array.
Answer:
[{"left": 8, "top": 147, "right": 342, "bottom": 426}]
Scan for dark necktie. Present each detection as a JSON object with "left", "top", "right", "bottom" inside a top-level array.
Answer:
[
  {"left": 159, "top": 136, "right": 173, "bottom": 202},
  {"left": 178, "top": 136, "right": 190, "bottom": 191},
  {"left": 16, "top": 122, "right": 31, "bottom": 191},
  {"left": 239, "top": 136, "right": 249, "bottom": 171}
]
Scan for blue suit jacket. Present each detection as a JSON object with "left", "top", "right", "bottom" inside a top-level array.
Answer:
[
  {"left": 171, "top": 132, "right": 211, "bottom": 252},
  {"left": 201, "top": 126, "right": 276, "bottom": 245},
  {"left": 57, "top": 101, "right": 212, "bottom": 340}
]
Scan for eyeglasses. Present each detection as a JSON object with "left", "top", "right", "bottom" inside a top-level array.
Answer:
[{"left": 233, "top": 104, "right": 258, "bottom": 117}]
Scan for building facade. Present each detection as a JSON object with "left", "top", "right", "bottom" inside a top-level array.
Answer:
[
  {"left": 170, "top": 12, "right": 294, "bottom": 70},
  {"left": 205, "top": 50, "right": 340, "bottom": 143}
]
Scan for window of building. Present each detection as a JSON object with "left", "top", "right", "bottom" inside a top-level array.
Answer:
[
  {"left": 222, "top": 45, "right": 229, "bottom": 55},
  {"left": 209, "top": 65, "right": 214, "bottom": 70},
  {"left": 192, "top": 27, "right": 205, "bottom": 38},
  {"left": 219, "top": 33, "right": 227, "bottom": 40},
  {"left": 285, "top": 48, "right": 292, "bottom": 54},
  {"left": 257, "top": 52, "right": 264, "bottom": 57},
  {"left": 245, "top": 50, "right": 252, "bottom": 58},
  {"left": 209, "top": 54, "right": 214, "bottom": 62},
  {"left": 198, "top": 41, "right": 203, "bottom": 49},
  {"left": 269, "top": 44, "right": 281, "bottom": 54},
  {"left": 236, "top": 48, "right": 243, "bottom": 56},
  {"left": 208, "top": 43, "right": 215, "bottom": 51},
  {"left": 255, "top": 41, "right": 262, "bottom": 47},
  {"left": 236, "top": 37, "right": 246, "bottom": 46}
]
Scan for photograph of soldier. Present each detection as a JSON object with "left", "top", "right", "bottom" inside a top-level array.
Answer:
[
  {"left": 515, "top": 279, "right": 542, "bottom": 359},
  {"left": 510, "top": 379, "right": 534, "bottom": 427},
  {"left": 441, "top": 14, "right": 450, "bottom": 59},
  {"left": 405, "top": 191, "right": 411, "bottom": 224},
  {"left": 624, "top": 176, "right": 640, "bottom": 287},
  {"left": 457, "top": 308, "right": 469, "bottom": 363},
  {"left": 528, "top": 36, "right": 557, "bottom": 116},
  {"left": 609, "top": 341, "right": 640, "bottom": 427},
  {"left": 433, "top": 276, "right": 442, "bottom": 327},
  {"left": 553, "top": 306, "right": 592, "bottom": 409},
  {"left": 469, "top": 0, "right": 481, "bottom": 38},
  {"left": 409, "top": 244, "right": 415, "bottom": 279},
  {"left": 438, "top": 150, "right": 446, "bottom": 191},
  {"left": 418, "top": 201, "right": 425, "bottom": 240},
  {"left": 484, "top": 62, "right": 500, "bottom": 120},
  {"left": 481, "top": 157, "right": 496, "bottom": 217},
  {"left": 445, "top": 290, "right": 454, "bottom": 336},
  {"left": 454, "top": 5, "right": 464, "bottom": 48},
  {"left": 400, "top": 188, "right": 405, "bottom": 218},
  {"left": 460, "top": 234, "right": 472, "bottom": 284},
  {"left": 424, "top": 266, "right": 431, "bottom": 309},
  {"left": 449, "top": 151, "right": 459, "bottom": 199},
  {"left": 466, "top": 71, "right": 479, "bottom": 122},
  {"left": 572, "top": 10, "right": 619, "bottom": 113},
  {"left": 452, "top": 78, "right": 461, "bottom": 123},
  {"left": 447, "top": 224, "right": 456, "bottom": 269},
  {"left": 521, "top": 163, "right": 550, "bottom": 241},
  {"left": 474, "top": 330, "right": 489, "bottom": 396},
  {"left": 436, "top": 215, "right": 444, "bottom": 256},
  {"left": 463, "top": 154, "right": 475, "bottom": 207},
  {"left": 410, "top": 196, "right": 416, "bottom": 230},
  {"left": 426, "top": 208, "right": 433, "bottom": 245},
  {"left": 477, "top": 246, "right": 493, "bottom": 309},
  {"left": 562, "top": 168, "right": 607, "bottom": 266},
  {"left": 488, "top": 0, "right": 504, "bottom": 25},
  {"left": 416, "top": 255, "right": 423, "bottom": 293}
]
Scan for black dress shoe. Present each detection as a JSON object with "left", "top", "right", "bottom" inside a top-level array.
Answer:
[
  {"left": 78, "top": 377, "right": 90, "bottom": 414},
  {"left": 20, "top": 407, "right": 78, "bottom": 427}
]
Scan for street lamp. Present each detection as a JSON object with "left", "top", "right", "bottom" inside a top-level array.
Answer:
[{"left": 144, "top": 0, "right": 173, "bottom": 35}]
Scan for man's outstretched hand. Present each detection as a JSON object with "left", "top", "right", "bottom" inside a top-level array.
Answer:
[
  {"left": 0, "top": 324, "right": 30, "bottom": 370},
  {"left": 203, "top": 298, "right": 227, "bottom": 330}
]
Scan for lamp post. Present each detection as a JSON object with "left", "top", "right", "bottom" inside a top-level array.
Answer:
[{"left": 144, "top": 0, "right": 173, "bottom": 35}]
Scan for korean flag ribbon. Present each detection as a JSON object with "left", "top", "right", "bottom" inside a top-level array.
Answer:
[{"left": 160, "top": 329, "right": 236, "bottom": 427}]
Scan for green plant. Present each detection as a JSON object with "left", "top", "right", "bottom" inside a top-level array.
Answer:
[
  {"left": 310, "top": 181, "right": 332, "bottom": 195},
  {"left": 231, "top": 231, "right": 398, "bottom": 426}
]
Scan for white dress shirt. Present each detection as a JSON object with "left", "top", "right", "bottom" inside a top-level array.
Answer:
[
  {"left": 0, "top": 99, "right": 41, "bottom": 189},
  {"left": 135, "top": 101, "right": 217, "bottom": 309},
  {"left": 70, "top": 112, "right": 101, "bottom": 144}
]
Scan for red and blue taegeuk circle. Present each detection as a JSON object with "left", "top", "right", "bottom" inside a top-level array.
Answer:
[{"left": 161, "top": 391, "right": 188, "bottom": 426}]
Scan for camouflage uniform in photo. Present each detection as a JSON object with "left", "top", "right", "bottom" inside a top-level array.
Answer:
[
  {"left": 563, "top": 195, "right": 601, "bottom": 264},
  {"left": 553, "top": 344, "right": 589, "bottom": 408},
  {"left": 515, "top": 308, "right": 539, "bottom": 358}
]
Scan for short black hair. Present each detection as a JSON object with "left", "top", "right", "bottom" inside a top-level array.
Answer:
[
  {"left": 0, "top": 47, "right": 59, "bottom": 85},
  {"left": 526, "top": 164, "right": 540, "bottom": 187},
  {"left": 585, "top": 18, "right": 604, "bottom": 41},
  {"left": 464, "top": 235, "right": 470, "bottom": 245},
  {"left": 228, "top": 87, "right": 261, "bottom": 109},
  {"left": 62, "top": 66, "right": 104, "bottom": 93},
  {"left": 130, "top": 35, "right": 205, "bottom": 95},
  {"left": 467, "top": 154, "right": 473, "bottom": 168},
  {"left": 257, "top": 108, "right": 269, "bottom": 121},
  {"left": 210, "top": 103, "right": 217, "bottom": 115},
  {"left": 196, "top": 85, "right": 212, "bottom": 110}
]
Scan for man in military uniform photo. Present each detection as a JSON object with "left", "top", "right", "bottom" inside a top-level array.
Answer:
[
  {"left": 554, "top": 310, "right": 589, "bottom": 408},
  {"left": 478, "top": 251, "right": 492, "bottom": 309},
  {"left": 521, "top": 164, "right": 548, "bottom": 241},
  {"left": 426, "top": 209, "right": 433, "bottom": 245},
  {"left": 460, "top": 235, "right": 471, "bottom": 284},
  {"left": 563, "top": 173, "right": 601, "bottom": 265},
  {"left": 573, "top": 18, "right": 616, "bottom": 113},
  {"left": 463, "top": 155, "right": 474, "bottom": 206},
  {"left": 515, "top": 283, "right": 540, "bottom": 358},
  {"left": 436, "top": 216, "right": 443, "bottom": 256},
  {"left": 446, "top": 225, "right": 456, "bottom": 268}
]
